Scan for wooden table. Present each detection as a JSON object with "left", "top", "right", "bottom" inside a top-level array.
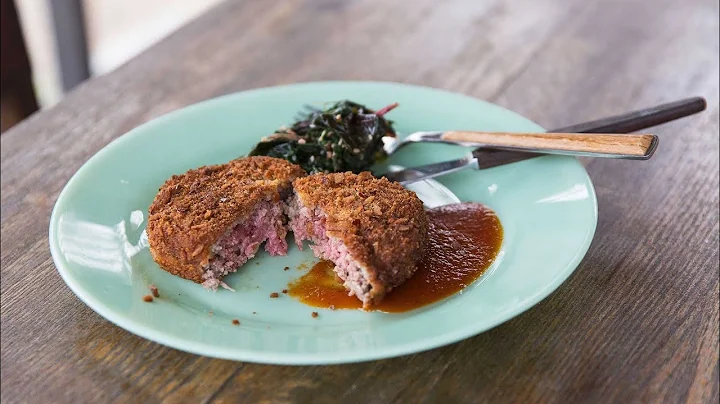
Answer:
[{"left": 2, "top": 0, "right": 718, "bottom": 402}]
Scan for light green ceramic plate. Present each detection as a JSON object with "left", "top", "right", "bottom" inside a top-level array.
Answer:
[{"left": 49, "top": 82, "right": 597, "bottom": 365}]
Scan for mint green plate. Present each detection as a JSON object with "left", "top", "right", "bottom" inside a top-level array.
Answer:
[{"left": 49, "top": 82, "right": 597, "bottom": 364}]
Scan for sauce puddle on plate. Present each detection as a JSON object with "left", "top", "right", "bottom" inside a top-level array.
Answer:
[{"left": 288, "top": 203, "right": 503, "bottom": 312}]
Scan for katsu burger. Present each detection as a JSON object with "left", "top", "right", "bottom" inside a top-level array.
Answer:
[
  {"left": 146, "top": 156, "right": 306, "bottom": 289},
  {"left": 288, "top": 172, "right": 428, "bottom": 308},
  {"left": 147, "top": 157, "right": 428, "bottom": 309}
]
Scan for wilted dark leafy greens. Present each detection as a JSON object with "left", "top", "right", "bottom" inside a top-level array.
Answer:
[{"left": 248, "top": 100, "right": 398, "bottom": 174}]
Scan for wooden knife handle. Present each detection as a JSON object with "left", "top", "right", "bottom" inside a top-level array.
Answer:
[{"left": 442, "top": 131, "right": 658, "bottom": 159}]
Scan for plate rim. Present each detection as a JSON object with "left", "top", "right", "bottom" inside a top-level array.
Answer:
[{"left": 48, "top": 80, "right": 598, "bottom": 364}]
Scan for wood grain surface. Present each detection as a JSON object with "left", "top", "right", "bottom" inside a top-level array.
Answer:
[
  {"left": 442, "top": 131, "right": 656, "bottom": 157},
  {"left": 1, "top": 0, "right": 718, "bottom": 403}
]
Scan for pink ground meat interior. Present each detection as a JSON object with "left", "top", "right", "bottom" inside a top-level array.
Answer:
[
  {"left": 202, "top": 200, "right": 287, "bottom": 289},
  {"left": 286, "top": 196, "right": 372, "bottom": 301}
]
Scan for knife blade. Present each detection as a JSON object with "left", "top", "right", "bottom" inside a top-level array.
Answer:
[
  {"left": 382, "top": 149, "right": 544, "bottom": 185},
  {"left": 383, "top": 154, "right": 479, "bottom": 185},
  {"left": 387, "top": 165, "right": 461, "bottom": 207}
]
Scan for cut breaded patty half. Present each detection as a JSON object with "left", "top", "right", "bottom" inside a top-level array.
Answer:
[
  {"left": 146, "top": 156, "right": 306, "bottom": 289},
  {"left": 288, "top": 172, "right": 429, "bottom": 309}
]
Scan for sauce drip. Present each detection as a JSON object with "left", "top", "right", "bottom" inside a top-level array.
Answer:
[{"left": 288, "top": 203, "right": 503, "bottom": 313}]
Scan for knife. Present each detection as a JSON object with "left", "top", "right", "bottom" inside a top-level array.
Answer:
[{"left": 382, "top": 97, "right": 706, "bottom": 185}]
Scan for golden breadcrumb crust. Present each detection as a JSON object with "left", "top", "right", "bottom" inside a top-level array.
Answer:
[
  {"left": 146, "top": 156, "right": 306, "bottom": 282},
  {"left": 292, "top": 172, "right": 428, "bottom": 304}
]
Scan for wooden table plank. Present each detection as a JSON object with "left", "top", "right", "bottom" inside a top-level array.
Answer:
[{"left": 1, "top": 0, "right": 718, "bottom": 402}]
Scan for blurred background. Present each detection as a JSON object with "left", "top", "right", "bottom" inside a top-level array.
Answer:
[{"left": 1, "top": 0, "right": 224, "bottom": 132}]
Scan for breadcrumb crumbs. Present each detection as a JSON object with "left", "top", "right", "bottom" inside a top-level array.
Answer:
[
  {"left": 142, "top": 295, "right": 154, "bottom": 303},
  {"left": 270, "top": 292, "right": 279, "bottom": 298},
  {"left": 149, "top": 284, "right": 160, "bottom": 298},
  {"left": 231, "top": 319, "right": 240, "bottom": 325},
  {"left": 311, "top": 312, "right": 319, "bottom": 318},
  {"left": 283, "top": 266, "right": 289, "bottom": 271},
  {"left": 282, "top": 289, "right": 288, "bottom": 294}
]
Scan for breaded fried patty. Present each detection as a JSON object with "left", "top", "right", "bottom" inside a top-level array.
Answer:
[
  {"left": 146, "top": 156, "right": 306, "bottom": 288},
  {"left": 288, "top": 172, "right": 428, "bottom": 308}
]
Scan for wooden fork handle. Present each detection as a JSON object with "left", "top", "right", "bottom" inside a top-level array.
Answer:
[{"left": 442, "top": 131, "right": 658, "bottom": 159}]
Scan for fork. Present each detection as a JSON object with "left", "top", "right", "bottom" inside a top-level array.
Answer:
[
  {"left": 379, "top": 97, "right": 706, "bottom": 184},
  {"left": 381, "top": 97, "right": 706, "bottom": 157}
]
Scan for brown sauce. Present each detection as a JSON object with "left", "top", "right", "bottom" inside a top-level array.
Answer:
[{"left": 288, "top": 203, "right": 503, "bottom": 313}]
